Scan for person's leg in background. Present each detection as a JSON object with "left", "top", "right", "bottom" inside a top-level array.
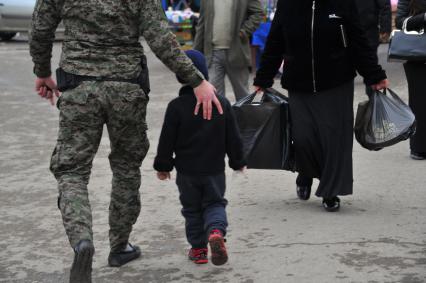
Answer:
[
  {"left": 50, "top": 85, "right": 105, "bottom": 283},
  {"left": 225, "top": 50, "right": 250, "bottom": 101},
  {"left": 105, "top": 83, "right": 150, "bottom": 266},
  {"left": 209, "top": 50, "right": 227, "bottom": 97},
  {"left": 404, "top": 62, "right": 426, "bottom": 160}
]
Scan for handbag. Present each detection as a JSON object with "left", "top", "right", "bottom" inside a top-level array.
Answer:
[{"left": 388, "top": 17, "right": 426, "bottom": 61}]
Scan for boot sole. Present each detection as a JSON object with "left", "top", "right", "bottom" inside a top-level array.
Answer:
[
  {"left": 70, "top": 244, "right": 94, "bottom": 283},
  {"left": 108, "top": 249, "right": 141, "bottom": 267},
  {"left": 209, "top": 236, "right": 228, "bottom": 266}
]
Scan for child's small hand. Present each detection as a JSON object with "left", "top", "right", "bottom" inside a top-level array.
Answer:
[{"left": 157, "top": 172, "right": 171, "bottom": 180}]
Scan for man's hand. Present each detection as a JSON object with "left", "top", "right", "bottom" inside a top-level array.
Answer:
[
  {"left": 157, "top": 172, "right": 171, "bottom": 180},
  {"left": 194, "top": 80, "right": 223, "bottom": 120},
  {"left": 35, "top": 76, "right": 60, "bottom": 106},
  {"left": 371, "top": 79, "right": 389, "bottom": 91}
]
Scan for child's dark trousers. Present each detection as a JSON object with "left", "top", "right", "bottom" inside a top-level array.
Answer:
[{"left": 176, "top": 172, "right": 228, "bottom": 249}]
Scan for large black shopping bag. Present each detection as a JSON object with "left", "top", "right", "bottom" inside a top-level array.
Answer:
[
  {"left": 354, "top": 88, "right": 416, "bottom": 151},
  {"left": 232, "top": 88, "right": 294, "bottom": 170}
]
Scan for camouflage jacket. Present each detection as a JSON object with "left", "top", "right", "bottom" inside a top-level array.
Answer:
[{"left": 29, "top": 0, "right": 204, "bottom": 87}]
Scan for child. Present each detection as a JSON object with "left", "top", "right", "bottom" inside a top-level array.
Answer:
[{"left": 154, "top": 50, "right": 246, "bottom": 266}]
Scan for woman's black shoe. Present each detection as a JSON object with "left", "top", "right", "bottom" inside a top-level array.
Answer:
[
  {"left": 410, "top": 151, "right": 426, "bottom": 160},
  {"left": 322, "top": 196, "right": 340, "bottom": 212},
  {"left": 296, "top": 186, "right": 311, "bottom": 200},
  {"left": 296, "top": 175, "right": 313, "bottom": 200}
]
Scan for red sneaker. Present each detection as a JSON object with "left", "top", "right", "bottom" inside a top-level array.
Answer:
[
  {"left": 208, "top": 229, "right": 228, "bottom": 266},
  {"left": 188, "top": 248, "right": 208, "bottom": 264}
]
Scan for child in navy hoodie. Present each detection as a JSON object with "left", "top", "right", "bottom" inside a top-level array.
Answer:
[{"left": 154, "top": 50, "right": 246, "bottom": 266}]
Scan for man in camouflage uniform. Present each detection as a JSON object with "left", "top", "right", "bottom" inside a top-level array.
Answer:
[{"left": 29, "top": 0, "right": 221, "bottom": 282}]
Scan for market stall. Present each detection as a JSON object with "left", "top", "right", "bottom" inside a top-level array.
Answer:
[
  {"left": 164, "top": 1, "right": 200, "bottom": 49},
  {"left": 164, "top": 0, "right": 278, "bottom": 53}
]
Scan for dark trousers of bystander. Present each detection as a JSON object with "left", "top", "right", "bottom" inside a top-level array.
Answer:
[{"left": 404, "top": 62, "right": 426, "bottom": 153}]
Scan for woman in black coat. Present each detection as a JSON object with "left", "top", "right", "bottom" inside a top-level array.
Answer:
[
  {"left": 396, "top": 0, "right": 426, "bottom": 160},
  {"left": 254, "top": 0, "right": 389, "bottom": 211}
]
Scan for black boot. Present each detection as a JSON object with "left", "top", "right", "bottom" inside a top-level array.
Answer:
[
  {"left": 70, "top": 240, "right": 94, "bottom": 283},
  {"left": 322, "top": 196, "right": 340, "bottom": 212},
  {"left": 296, "top": 174, "right": 313, "bottom": 200},
  {"left": 108, "top": 243, "right": 141, "bottom": 267}
]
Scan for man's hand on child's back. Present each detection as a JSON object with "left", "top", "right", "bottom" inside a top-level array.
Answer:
[
  {"left": 157, "top": 172, "right": 171, "bottom": 180},
  {"left": 194, "top": 80, "right": 223, "bottom": 120}
]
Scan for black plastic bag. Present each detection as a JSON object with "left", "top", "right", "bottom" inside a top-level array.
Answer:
[
  {"left": 232, "top": 88, "right": 295, "bottom": 170},
  {"left": 354, "top": 88, "right": 416, "bottom": 151}
]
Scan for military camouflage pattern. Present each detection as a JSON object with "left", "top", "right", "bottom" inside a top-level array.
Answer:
[
  {"left": 29, "top": 0, "right": 204, "bottom": 87},
  {"left": 50, "top": 81, "right": 149, "bottom": 252},
  {"left": 29, "top": 0, "right": 207, "bottom": 253}
]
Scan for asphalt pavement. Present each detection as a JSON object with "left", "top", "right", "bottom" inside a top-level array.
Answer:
[{"left": 0, "top": 35, "right": 425, "bottom": 283}]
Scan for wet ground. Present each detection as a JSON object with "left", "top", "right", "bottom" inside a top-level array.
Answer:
[{"left": 0, "top": 35, "right": 425, "bottom": 282}]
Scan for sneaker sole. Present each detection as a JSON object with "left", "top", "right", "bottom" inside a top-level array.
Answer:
[
  {"left": 190, "top": 258, "right": 208, "bottom": 264},
  {"left": 209, "top": 236, "right": 228, "bottom": 266},
  {"left": 70, "top": 244, "right": 94, "bottom": 283}
]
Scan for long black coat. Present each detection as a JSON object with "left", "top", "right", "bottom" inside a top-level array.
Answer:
[{"left": 254, "top": 0, "right": 386, "bottom": 93}]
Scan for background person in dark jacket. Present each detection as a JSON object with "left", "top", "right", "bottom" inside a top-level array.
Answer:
[
  {"left": 396, "top": 0, "right": 426, "bottom": 160},
  {"left": 357, "top": 0, "right": 392, "bottom": 95},
  {"left": 357, "top": 0, "right": 392, "bottom": 47},
  {"left": 154, "top": 50, "right": 246, "bottom": 266},
  {"left": 254, "top": 0, "right": 388, "bottom": 212}
]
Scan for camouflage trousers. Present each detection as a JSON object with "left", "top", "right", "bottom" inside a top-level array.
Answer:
[{"left": 50, "top": 81, "right": 150, "bottom": 252}]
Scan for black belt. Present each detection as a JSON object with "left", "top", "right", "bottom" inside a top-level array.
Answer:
[{"left": 56, "top": 55, "right": 150, "bottom": 94}]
